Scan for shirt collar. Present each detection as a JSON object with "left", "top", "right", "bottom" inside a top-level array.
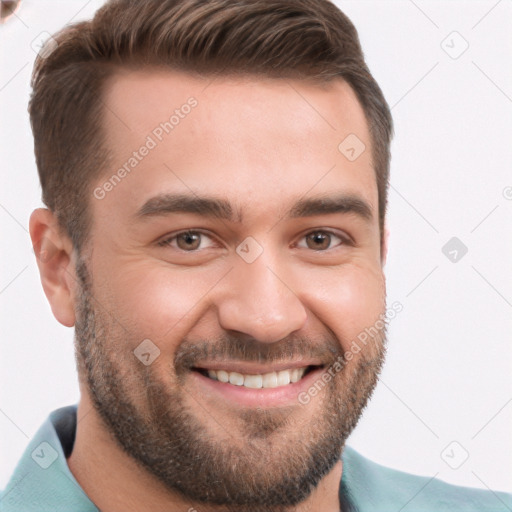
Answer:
[{"left": 0, "top": 405, "right": 98, "bottom": 511}]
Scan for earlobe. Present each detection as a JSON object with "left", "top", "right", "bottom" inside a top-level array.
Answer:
[{"left": 29, "top": 208, "right": 77, "bottom": 327}]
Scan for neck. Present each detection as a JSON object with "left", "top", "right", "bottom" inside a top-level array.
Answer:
[{"left": 67, "top": 394, "right": 344, "bottom": 512}]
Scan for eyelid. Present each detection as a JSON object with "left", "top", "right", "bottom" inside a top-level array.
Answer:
[
  {"left": 156, "top": 227, "right": 353, "bottom": 251},
  {"left": 294, "top": 228, "right": 353, "bottom": 249},
  {"left": 157, "top": 229, "right": 219, "bottom": 250}
]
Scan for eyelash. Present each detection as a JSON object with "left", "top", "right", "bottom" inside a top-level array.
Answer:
[
  {"left": 296, "top": 230, "right": 353, "bottom": 250},
  {"left": 157, "top": 230, "right": 216, "bottom": 250},
  {"left": 157, "top": 229, "right": 353, "bottom": 251}
]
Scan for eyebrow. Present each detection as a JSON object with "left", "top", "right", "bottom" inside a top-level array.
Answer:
[
  {"left": 289, "top": 195, "right": 373, "bottom": 221},
  {"left": 135, "top": 194, "right": 240, "bottom": 222},
  {"left": 134, "top": 193, "right": 373, "bottom": 224}
]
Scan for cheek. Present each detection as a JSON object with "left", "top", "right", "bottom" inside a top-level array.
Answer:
[
  {"left": 301, "top": 263, "right": 386, "bottom": 351},
  {"left": 95, "top": 260, "right": 225, "bottom": 346}
]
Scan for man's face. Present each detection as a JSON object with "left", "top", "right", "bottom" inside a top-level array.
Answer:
[{"left": 74, "top": 71, "right": 387, "bottom": 510}]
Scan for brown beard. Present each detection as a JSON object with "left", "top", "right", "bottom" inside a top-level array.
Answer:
[{"left": 73, "top": 255, "right": 386, "bottom": 512}]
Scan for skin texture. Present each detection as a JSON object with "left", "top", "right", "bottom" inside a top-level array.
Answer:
[{"left": 30, "top": 71, "right": 389, "bottom": 512}]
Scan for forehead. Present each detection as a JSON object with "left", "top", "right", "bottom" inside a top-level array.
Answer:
[{"left": 96, "top": 69, "right": 377, "bottom": 223}]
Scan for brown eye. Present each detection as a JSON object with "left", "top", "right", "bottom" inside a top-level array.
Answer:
[
  {"left": 305, "top": 232, "right": 331, "bottom": 250},
  {"left": 296, "top": 230, "right": 347, "bottom": 251},
  {"left": 158, "top": 230, "right": 216, "bottom": 251},
  {"left": 176, "top": 231, "right": 201, "bottom": 250}
]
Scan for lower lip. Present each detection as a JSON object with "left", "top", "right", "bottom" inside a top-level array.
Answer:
[{"left": 190, "top": 367, "right": 325, "bottom": 408}]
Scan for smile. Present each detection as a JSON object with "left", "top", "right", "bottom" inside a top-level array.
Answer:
[
  {"left": 202, "top": 366, "right": 311, "bottom": 389},
  {"left": 190, "top": 362, "right": 325, "bottom": 407}
]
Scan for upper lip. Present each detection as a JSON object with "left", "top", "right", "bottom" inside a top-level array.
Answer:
[{"left": 193, "top": 360, "right": 323, "bottom": 374}]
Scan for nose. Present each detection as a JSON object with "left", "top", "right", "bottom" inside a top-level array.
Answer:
[{"left": 217, "top": 257, "right": 307, "bottom": 343}]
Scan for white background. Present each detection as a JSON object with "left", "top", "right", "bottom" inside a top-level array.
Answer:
[{"left": 1, "top": 0, "right": 511, "bottom": 497}]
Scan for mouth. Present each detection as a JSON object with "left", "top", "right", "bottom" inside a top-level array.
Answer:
[
  {"left": 194, "top": 365, "right": 321, "bottom": 389},
  {"left": 188, "top": 362, "right": 326, "bottom": 408}
]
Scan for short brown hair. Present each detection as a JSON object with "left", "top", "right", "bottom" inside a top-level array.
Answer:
[{"left": 29, "top": 0, "right": 393, "bottom": 255}]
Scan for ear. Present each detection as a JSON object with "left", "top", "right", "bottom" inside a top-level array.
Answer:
[
  {"left": 29, "top": 208, "right": 77, "bottom": 327},
  {"left": 381, "top": 223, "right": 390, "bottom": 267}
]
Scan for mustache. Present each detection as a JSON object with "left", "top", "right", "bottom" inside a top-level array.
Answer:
[{"left": 173, "top": 332, "right": 346, "bottom": 372}]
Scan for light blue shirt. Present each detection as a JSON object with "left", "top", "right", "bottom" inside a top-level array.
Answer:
[{"left": 1, "top": 405, "right": 511, "bottom": 511}]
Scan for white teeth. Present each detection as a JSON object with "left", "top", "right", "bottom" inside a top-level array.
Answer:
[
  {"left": 204, "top": 367, "right": 308, "bottom": 388},
  {"left": 244, "top": 375, "right": 263, "bottom": 389},
  {"left": 229, "top": 372, "right": 244, "bottom": 386},
  {"left": 277, "top": 370, "right": 291, "bottom": 386},
  {"left": 217, "top": 370, "right": 229, "bottom": 383},
  {"left": 262, "top": 372, "right": 278, "bottom": 388}
]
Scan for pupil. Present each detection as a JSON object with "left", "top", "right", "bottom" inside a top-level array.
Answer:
[
  {"left": 179, "top": 232, "right": 200, "bottom": 250},
  {"left": 308, "top": 232, "right": 329, "bottom": 250}
]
